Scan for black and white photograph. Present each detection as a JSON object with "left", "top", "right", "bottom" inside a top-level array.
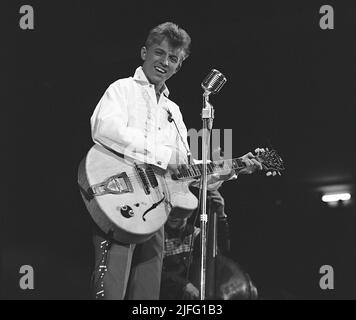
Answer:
[{"left": 2, "top": 0, "right": 356, "bottom": 303}]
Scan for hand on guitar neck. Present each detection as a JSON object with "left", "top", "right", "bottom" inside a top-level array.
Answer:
[
  {"left": 167, "top": 148, "right": 189, "bottom": 175},
  {"left": 209, "top": 147, "right": 265, "bottom": 184},
  {"left": 206, "top": 147, "right": 282, "bottom": 189},
  {"left": 237, "top": 148, "right": 264, "bottom": 175},
  {"left": 167, "top": 147, "right": 283, "bottom": 189}
]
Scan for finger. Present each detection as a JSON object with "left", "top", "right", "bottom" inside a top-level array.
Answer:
[
  {"left": 243, "top": 158, "right": 254, "bottom": 166},
  {"left": 209, "top": 193, "right": 223, "bottom": 199},
  {"left": 209, "top": 196, "right": 224, "bottom": 204},
  {"left": 251, "top": 159, "right": 263, "bottom": 170},
  {"left": 266, "top": 171, "right": 272, "bottom": 176}
]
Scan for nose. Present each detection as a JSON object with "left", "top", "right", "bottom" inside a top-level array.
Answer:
[{"left": 161, "top": 55, "right": 169, "bottom": 67}]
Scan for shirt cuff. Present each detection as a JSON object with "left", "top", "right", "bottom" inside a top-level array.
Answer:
[{"left": 153, "top": 145, "right": 172, "bottom": 169}]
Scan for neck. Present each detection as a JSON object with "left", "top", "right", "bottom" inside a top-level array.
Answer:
[
  {"left": 155, "top": 83, "right": 165, "bottom": 95},
  {"left": 141, "top": 67, "right": 165, "bottom": 94},
  {"left": 173, "top": 157, "right": 246, "bottom": 180}
]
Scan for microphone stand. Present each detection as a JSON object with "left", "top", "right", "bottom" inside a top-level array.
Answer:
[{"left": 199, "top": 91, "right": 214, "bottom": 300}]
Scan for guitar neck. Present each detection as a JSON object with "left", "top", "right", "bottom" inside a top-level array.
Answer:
[{"left": 174, "top": 158, "right": 246, "bottom": 180}]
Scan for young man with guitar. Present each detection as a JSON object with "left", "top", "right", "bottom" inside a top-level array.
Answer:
[{"left": 79, "top": 22, "right": 270, "bottom": 300}]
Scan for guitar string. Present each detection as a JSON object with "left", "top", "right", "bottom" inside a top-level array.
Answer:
[
  {"left": 106, "top": 155, "right": 280, "bottom": 187},
  {"left": 111, "top": 155, "right": 281, "bottom": 182},
  {"left": 110, "top": 165, "right": 249, "bottom": 187}
]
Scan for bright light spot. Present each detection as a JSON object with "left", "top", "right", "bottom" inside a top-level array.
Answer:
[{"left": 322, "top": 193, "right": 351, "bottom": 202}]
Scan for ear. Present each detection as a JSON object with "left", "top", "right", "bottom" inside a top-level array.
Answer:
[
  {"left": 141, "top": 46, "right": 147, "bottom": 61},
  {"left": 174, "top": 61, "right": 182, "bottom": 73}
]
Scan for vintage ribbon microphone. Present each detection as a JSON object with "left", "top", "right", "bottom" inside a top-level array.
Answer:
[{"left": 199, "top": 69, "right": 227, "bottom": 300}]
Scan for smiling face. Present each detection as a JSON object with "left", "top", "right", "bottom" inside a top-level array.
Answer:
[{"left": 141, "top": 38, "right": 184, "bottom": 92}]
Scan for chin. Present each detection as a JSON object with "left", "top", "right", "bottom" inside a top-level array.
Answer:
[{"left": 146, "top": 73, "right": 160, "bottom": 85}]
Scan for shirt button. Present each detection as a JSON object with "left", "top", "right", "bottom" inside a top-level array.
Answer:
[{"left": 157, "top": 161, "right": 162, "bottom": 165}]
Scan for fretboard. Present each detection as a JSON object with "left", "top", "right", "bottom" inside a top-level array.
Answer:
[{"left": 174, "top": 158, "right": 245, "bottom": 180}]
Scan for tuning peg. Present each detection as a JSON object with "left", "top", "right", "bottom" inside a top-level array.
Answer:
[
  {"left": 266, "top": 171, "right": 280, "bottom": 177},
  {"left": 254, "top": 147, "right": 266, "bottom": 156}
]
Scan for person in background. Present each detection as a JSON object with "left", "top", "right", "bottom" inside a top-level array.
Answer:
[{"left": 160, "top": 189, "right": 258, "bottom": 300}]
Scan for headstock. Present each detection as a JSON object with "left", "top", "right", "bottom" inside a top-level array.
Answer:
[{"left": 255, "top": 149, "right": 285, "bottom": 175}]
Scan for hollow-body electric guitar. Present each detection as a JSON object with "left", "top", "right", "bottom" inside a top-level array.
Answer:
[{"left": 78, "top": 144, "right": 284, "bottom": 244}]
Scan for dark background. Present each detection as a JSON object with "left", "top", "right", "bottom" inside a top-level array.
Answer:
[{"left": 2, "top": 0, "right": 355, "bottom": 299}]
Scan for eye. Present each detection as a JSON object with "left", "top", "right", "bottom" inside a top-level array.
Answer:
[{"left": 170, "top": 56, "right": 178, "bottom": 63}]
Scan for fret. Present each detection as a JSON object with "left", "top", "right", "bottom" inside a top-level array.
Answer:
[
  {"left": 208, "top": 162, "right": 214, "bottom": 174},
  {"left": 191, "top": 164, "right": 199, "bottom": 177},
  {"left": 196, "top": 165, "right": 202, "bottom": 177},
  {"left": 181, "top": 165, "right": 188, "bottom": 178},
  {"left": 195, "top": 164, "right": 202, "bottom": 176},
  {"left": 186, "top": 165, "right": 193, "bottom": 177},
  {"left": 188, "top": 166, "right": 195, "bottom": 177},
  {"left": 205, "top": 163, "right": 210, "bottom": 174},
  {"left": 177, "top": 158, "right": 245, "bottom": 179},
  {"left": 232, "top": 158, "right": 244, "bottom": 169},
  {"left": 196, "top": 163, "right": 203, "bottom": 175},
  {"left": 189, "top": 165, "right": 195, "bottom": 177}
]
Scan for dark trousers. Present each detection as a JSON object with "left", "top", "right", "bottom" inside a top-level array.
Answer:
[{"left": 91, "top": 226, "right": 164, "bottom": 300}]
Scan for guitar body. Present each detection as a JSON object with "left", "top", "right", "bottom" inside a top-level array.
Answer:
[
  {"left": 78, "top": 144, "right": 198, "bottom": 244},
  {"left": 77, "top": 144, "right": 284, "bottom": 244}
]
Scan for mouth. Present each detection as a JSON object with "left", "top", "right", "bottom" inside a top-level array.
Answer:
[{"left": 154, "top": 66, "right": 167, "bottom": 74}]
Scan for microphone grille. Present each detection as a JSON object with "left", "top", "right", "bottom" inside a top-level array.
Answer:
[{"left": 201, "top": 69, "right": 227, "bottom": 94}]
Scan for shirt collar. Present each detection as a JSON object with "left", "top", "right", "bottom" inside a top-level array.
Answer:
[{"left": 133, "top": 66, "right": 170, "bottom": 97}]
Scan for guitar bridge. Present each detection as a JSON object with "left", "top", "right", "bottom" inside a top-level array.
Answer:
[{"left": 88, "top": 172, "right": 133, "bottom": 197}]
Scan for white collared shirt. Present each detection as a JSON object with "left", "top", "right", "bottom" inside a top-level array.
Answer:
[{"left": 91, "top": 67, "right": 189, "bottom": 169}]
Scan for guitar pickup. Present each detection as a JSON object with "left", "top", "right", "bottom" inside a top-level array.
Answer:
[
  {"left": 145, "top": 166, "right": 159, "bottom": 188},
  {"left": 134, "top": 164, "right": 151, "bottom": 195}
]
